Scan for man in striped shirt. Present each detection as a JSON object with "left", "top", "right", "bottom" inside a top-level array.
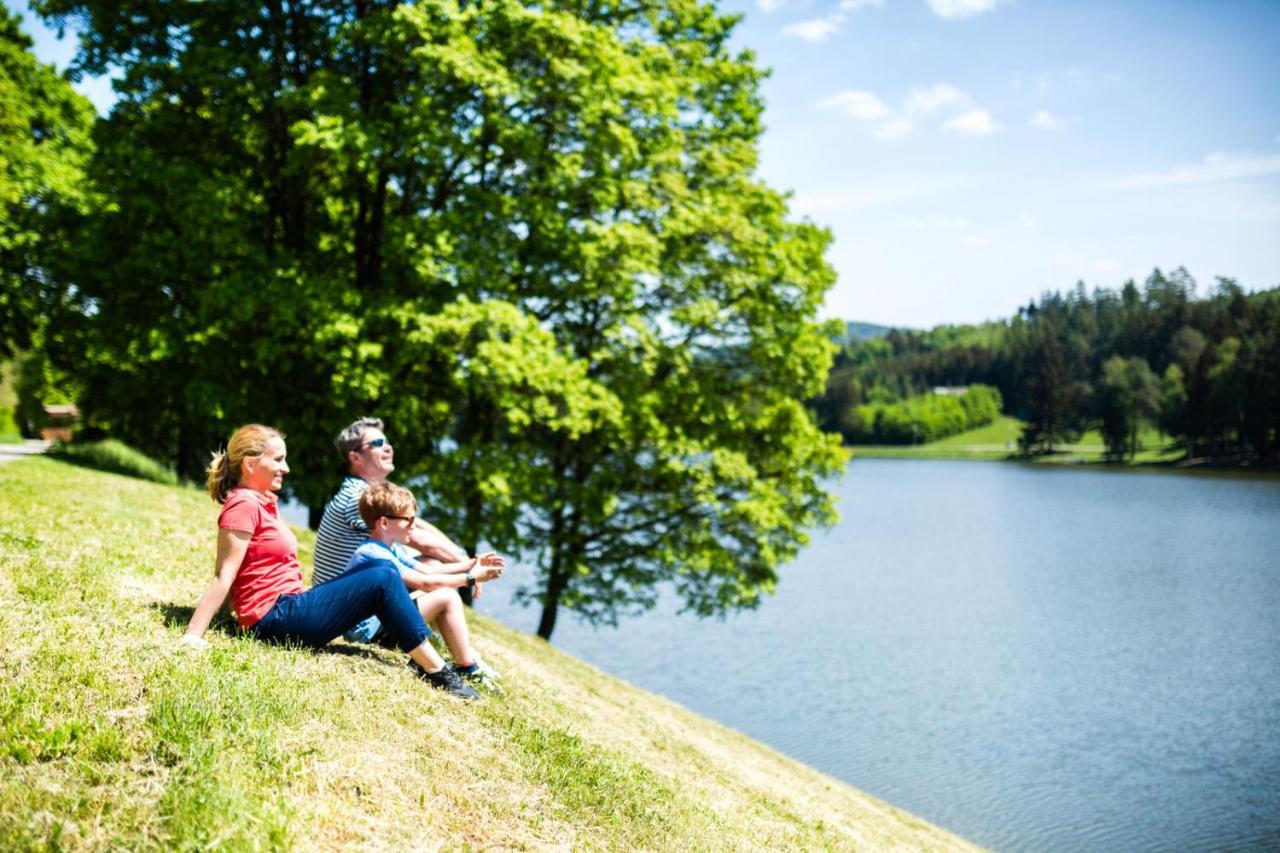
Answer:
[{"left": 314, "top": 418, "right": 505, "bottom": 680}]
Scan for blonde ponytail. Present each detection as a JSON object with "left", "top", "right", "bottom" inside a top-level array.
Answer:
[{"left": 206, "top": 449, "right": 234, "bottom": 503}]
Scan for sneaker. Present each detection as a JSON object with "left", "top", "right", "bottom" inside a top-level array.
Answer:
[
  {"left": 409, "top": 661, "right": 481, "bottom": 700},
  {"left": 455, "top": 663, "right": 503, "bottom": 695},
  {"left": 471, "top": 654, "right": 501, "bottom": 682}
]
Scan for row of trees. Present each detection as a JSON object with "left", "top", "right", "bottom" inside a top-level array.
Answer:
[
  {"left": 815, "top": 270, "right": 1280, "bottom": 463},
  {"left": 1, "top": 2, "right": 844, "bottom": 640}
]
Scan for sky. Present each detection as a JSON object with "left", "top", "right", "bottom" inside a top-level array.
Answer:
[{"left": 8, "top": 0, "right": 1280, "bottom": 328}]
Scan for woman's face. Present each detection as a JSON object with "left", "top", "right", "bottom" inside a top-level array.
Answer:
[{"left": 242, "top": 436, "right": 289, "bottom": 492}]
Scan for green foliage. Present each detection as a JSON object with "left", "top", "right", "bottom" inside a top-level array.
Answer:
[
  {"left": 1015, "top": 311, "right": 1091, "bottom": 454},
  {"left": 820, "top": 269, "right": 1280, "bottom": 464},
  {"left": 46, "top": 438, "right": 180, "bottom": 485},
  {"left": 1098, "top": 356, "right": 1161, "bottom": 461},
  {"left": 958, "top": 383, "right": 1002, "bottom": 427},
  {"left": 845, "top": 385, "right": 1002, "bottom": 445},
  {"left": 6, "top": 346, "right": 79, "bottom": 438},
  {"left": 32, "top": 0, "right": 842, "bottom": 638},
  {"left": 0, "top": 8, "right": 96, "bottom": 358},
  {"left": 0, "top": 358, "right": 19, "bottom": 438}
]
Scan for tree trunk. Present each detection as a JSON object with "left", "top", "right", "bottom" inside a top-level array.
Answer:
[
  {"left": 537, "top": 549, "right": 569, "bottom": 640},
  {"left": 537, "top": 570, "right": 566, "bottom": 641}
]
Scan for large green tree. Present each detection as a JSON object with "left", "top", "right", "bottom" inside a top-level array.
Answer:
[
  {"left": 40, "top": 0, "right": 843, "bottom": 639},
  {"left": 0, "top": 7, "right": 95, "bottom": 358}
]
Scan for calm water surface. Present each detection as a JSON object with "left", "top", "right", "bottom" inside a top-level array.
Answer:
[{"left": 476, "top": 459, "right": 1280, "bottom": 852}]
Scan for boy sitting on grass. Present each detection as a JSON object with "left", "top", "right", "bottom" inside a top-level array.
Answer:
[{"left": 353, "top": 481, "right": 501, "bottom": 696}]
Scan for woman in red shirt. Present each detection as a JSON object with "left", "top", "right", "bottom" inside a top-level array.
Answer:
[{"left": 180, "top": 424, "right": 477, "bottom": 699}]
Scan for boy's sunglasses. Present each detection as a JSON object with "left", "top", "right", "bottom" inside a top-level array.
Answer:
[{"left": 362, "top": 438, "right": 391, "bottom": 449}]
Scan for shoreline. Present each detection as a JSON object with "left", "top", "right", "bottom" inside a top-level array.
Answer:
[{"left": 849, "top": 446, "right": 1280, "bottom": 478}]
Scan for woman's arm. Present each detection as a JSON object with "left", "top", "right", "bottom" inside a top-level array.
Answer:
[{"left": 182, "top": 528, "right": 251, "bottom": 643}]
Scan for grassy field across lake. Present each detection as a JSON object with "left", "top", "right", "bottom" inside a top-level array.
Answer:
[
  {"left": 0, "top": 457, "right": 978, "bottom": 850},
  {"left": 852, "top": 416, "right": 1184, "bottom": 465}
]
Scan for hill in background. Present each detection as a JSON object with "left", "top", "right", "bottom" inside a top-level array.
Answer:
[{"left": 842, "top": 321, "right": 899, "bottom": 344}]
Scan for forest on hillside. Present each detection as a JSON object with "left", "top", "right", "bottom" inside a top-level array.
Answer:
[{"left": 813, "top": 268, "right": 1280, "bottom": 464}]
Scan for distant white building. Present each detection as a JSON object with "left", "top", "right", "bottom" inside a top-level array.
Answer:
[{"left": 932, "top": 386, "right": 968, "bottom": 396}]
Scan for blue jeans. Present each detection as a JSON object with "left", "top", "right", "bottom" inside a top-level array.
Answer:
[{"left": 250, "top": 563, "right": 430, "bottom": 653}]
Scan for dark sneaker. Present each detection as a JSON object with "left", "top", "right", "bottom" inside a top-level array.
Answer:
[{"left": 409, "top": 661, "right": 481, "bottom": 700}]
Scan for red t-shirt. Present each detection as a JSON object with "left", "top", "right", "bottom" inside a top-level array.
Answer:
[{"left": 219, "top": 488, "right": 304, "bottom": 628}]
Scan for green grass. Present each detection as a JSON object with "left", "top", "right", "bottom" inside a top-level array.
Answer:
[
  {"left": 46, "top": 439, "right": 180, "bottom": 485},
  {"left": 0, "top": 458, "right": 979, "bottom": 850},
  {"left": 930, "top": 415, "right": 1024, "bottom": 448},
  {"left": 853, "top": 416, "right": 1022, "bottom": 461},
  {"left": 853, "top": 416, "right": 1185, "bottom": 466},
  {"left": 0, "top": 433, "right": 22, "bottom": 444}
]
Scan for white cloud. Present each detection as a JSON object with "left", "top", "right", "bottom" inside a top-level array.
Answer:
[
  {"left": 783, "top": 15, "right": 844, "bottom": 41},
  {"left": 840, "top": 0, "right": 886, "bottom": 8},
  {"left": 1018, "top": 211, "right": 1038, "bottom": 228},
  {"left": 905, "top": 83, "right": 969, "bottom": 116},
  {"left": 875, "top": 119, "right": 914, "bottom": 139},
  {"left": 817, "top": 80, "right": 1000, "bottom": 141},
  {"left": 1030, "top": 109, "right": 1063, "bottom": 131},
  {"left": 944, "top": 109, "right": 1001, "bottom": 135},
  {"left": 1096, "top": 151, "right": 1280, "bottom": 191},
  {"left": 1095, "top": 259, "right": 1121, "bottom": 272},
  {"left": 819, "top": 90, "right": 892, "bottom": 121},
  {"left": 962, "top": 234, "right": 988, "bottom": 247},
  {"left": 903, "top": 83, "right": 1001, "bottom": 137},
  {"left": 757, "top": 0, "right": 781, "bottom": 11},
  {"left": 928, "top": 0, "right": 1006, "bottom": 19}
]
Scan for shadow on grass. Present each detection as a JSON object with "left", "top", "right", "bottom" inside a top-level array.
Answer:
[{"left": 148, "top": 601, "right": 395, "bottom": 660}]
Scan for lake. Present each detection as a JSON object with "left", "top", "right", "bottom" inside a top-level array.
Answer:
[{"left": 474, "top": 459, "right": 1280, "bottom": 852}]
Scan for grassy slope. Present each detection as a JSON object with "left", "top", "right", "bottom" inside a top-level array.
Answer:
[
  {"left": 852, "top": 416, "right": 1183, "bottom": 465},
  {"left": 0, "top": 458, "right": 978, "bottom": 851}
]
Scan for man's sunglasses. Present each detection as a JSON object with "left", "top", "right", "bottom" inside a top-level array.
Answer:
[
  {"left": 382, "top": 515, "right": 415, "bottom": 524},
  {"left": 362, "top": 438, "right": 391, "bottom": 449}
]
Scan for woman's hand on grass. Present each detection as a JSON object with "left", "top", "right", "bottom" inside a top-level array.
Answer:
[{"left": 178, "top": 633, "right": 210, "bottom": 651}]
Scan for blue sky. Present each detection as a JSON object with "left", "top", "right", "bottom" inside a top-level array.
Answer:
[{"left": 9, "top": 0, "right": 1280, "bottom": 327}]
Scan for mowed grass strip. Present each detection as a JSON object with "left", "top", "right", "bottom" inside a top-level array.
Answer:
[{"left": 0, "top": 457, "right": 980, "bottom": 850}]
